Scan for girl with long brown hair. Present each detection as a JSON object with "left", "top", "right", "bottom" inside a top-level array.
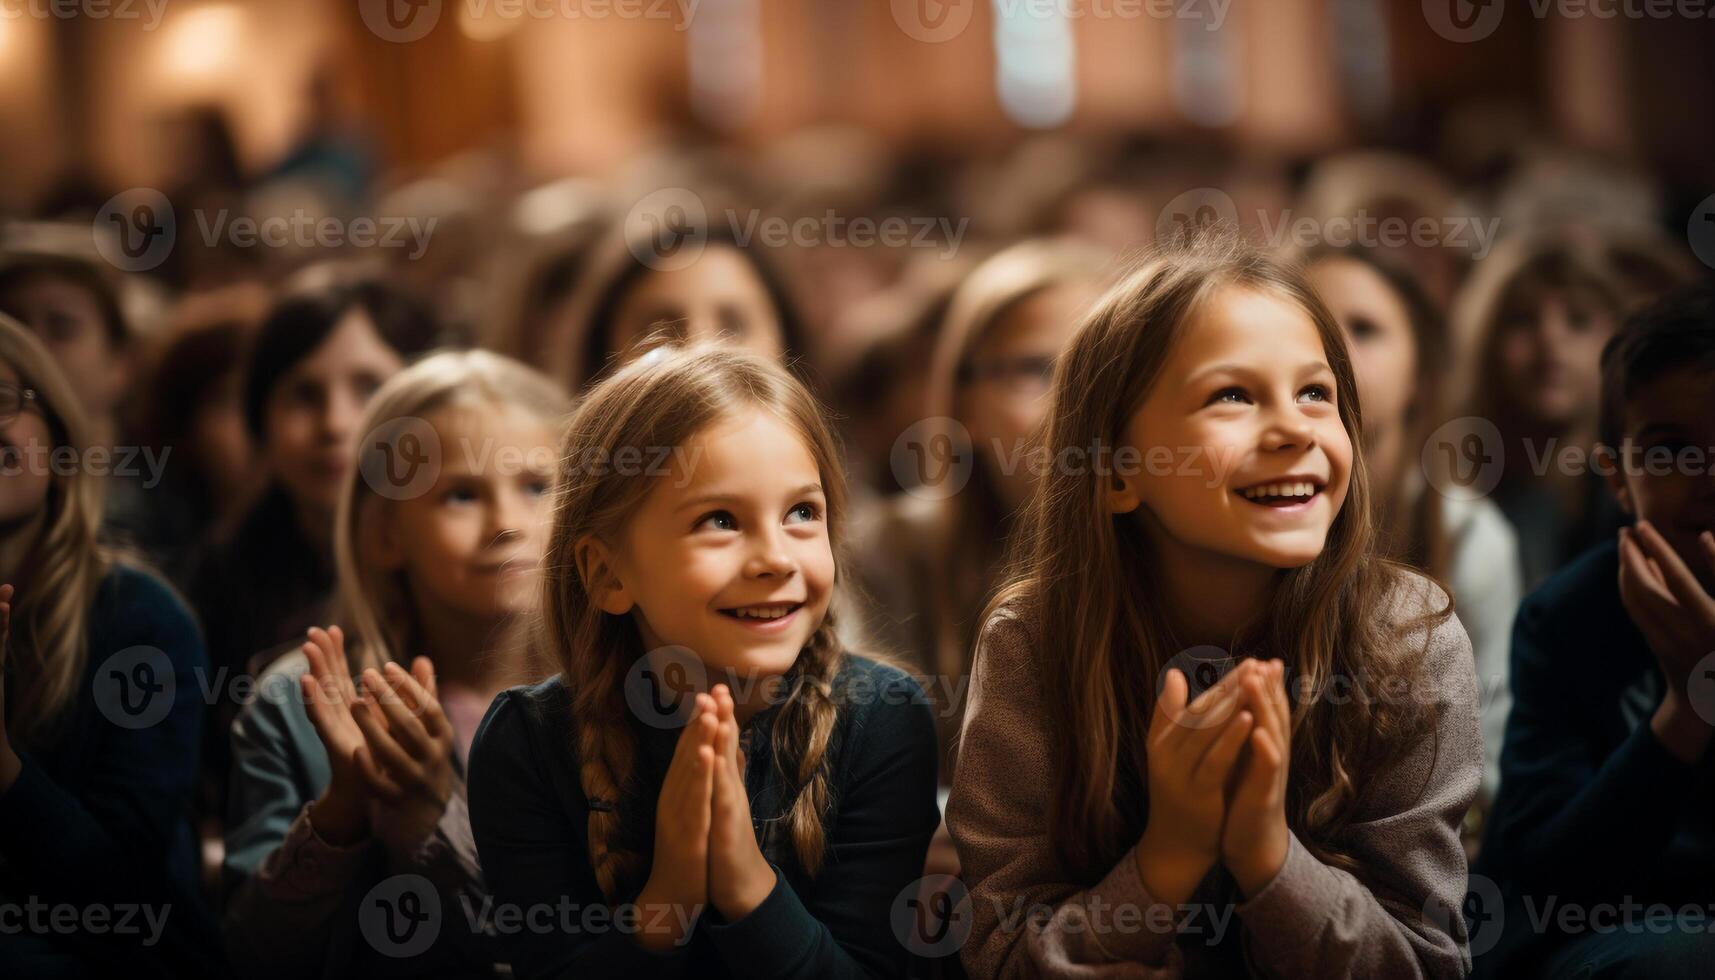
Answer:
[
  {"left": 0, "top": 314, "right": 222, "bottom": 977},
  {"left": 948, "top": 237, "right": 1482, "bottom": 977},
  {"left": 467, "top": 344, "right": 939, "bottom": 978}
]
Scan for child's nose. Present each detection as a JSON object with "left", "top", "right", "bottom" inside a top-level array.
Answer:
[
  {"left": 1259, "top": 409, "right": 1317, "bottom": 452},
  {"left": 743, "top": 530, "right": 796, "bottom": 578}
]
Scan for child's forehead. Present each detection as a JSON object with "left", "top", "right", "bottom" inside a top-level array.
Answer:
[
  {"left": 660, "top": 407, "right": 824, "bottom": 495},
  {"left": 1171, "top": 287, "right": 1329, "bottom": 367},
  {"left": 425, "top": 400, "right": 558, "bottom": 470}
]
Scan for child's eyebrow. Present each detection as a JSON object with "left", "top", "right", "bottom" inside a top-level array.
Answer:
[
  {"left": 1185, "top": 360, "right": 1332, "bottom": 385},
  {"left": 674, "top": 483, "right": 825, "bottom": 512}
]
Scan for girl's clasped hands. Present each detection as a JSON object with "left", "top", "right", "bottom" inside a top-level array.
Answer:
[
  {"left": 634, "top": 684, "right": 779, "bottom": 950},
  {"left": 1139, "top": 657, "right": 1293, "bottom": 904}
]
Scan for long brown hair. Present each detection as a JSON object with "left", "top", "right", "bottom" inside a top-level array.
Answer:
[
  {"left": 987, "top": 235, "right": 1446, "bottom": 884},
  {"left": 539, "top": 343, "right": 850, "bottom": 902},
  {"left": 0, "top": 314, "right": 113, "bottom": 743}
]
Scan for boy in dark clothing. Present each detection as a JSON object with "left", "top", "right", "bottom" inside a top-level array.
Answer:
[{"left": 1474, "top": 285, "right": 1715, "bottom": 978}]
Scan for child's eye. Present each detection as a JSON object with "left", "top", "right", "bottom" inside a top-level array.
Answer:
[
  {"left": 695, "top": 509, "right": 738, "bottom": 532},
  {"left": 1207, "top": 387, "right": 1250, "bottom": 406},
  {"left": 1299, "top": 384, "right": 1333, "bottom": 403},
  {"left": 785, "top": 502, "right": 821, "bottom": 524},
  {"left": 525, "top": 478, "right": 551, "bottom": 497},
  {"left": 443, "top": 486, "right": 479, "bottom": 505}
]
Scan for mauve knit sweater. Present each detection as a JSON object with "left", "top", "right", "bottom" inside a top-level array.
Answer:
[{"left": 947, "top": 570, "right": 1481, "bottom": 979}]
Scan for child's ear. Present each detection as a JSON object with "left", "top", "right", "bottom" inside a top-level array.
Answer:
[
  {"left": 1106, "top": 473, "right": 1142, "bottom": 515},
  {"left": 1596, "top": 444, "right": 1634, "bottom": 515},
  {"left": 360, "top": 499, "right": 407, "bottom": 570},
  {"left": 574, "top": 535, "right": 634, "bottom": 615}
]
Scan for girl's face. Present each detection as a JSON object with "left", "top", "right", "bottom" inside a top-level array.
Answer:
[
  {"left": 263, "top": 310, "right": 404, "bottom": 520},
  {"left": 958, "top": 283, "right": 1096, "bottom": 513},
  {"left": 0, "top": 276, "right": 128, "bottom": 422},
  {"left": 377, "top": 402, "right": 558, "bottom": 620},
  {"left": 588, "top": 406, "right": 834, "bottom": 682},
  {"left": 1109, "top": 286, "right": 1353, "bottom": 569},
  {"left": 1306, "top": 258, "right": 1418, "bottom": 451},
  {"left": 0, "top": 359, "right": 53, "bottom": 527},
  {"left": 1493, "top": 288, "right": 1614, "bottom": 429},
  {"left": 609, "top": 246, "right": 785, "bottom": 368}
]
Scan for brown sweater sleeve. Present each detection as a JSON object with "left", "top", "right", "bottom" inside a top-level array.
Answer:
[{"left": 947, "top": 574, "right": 1481, "bottom": 979}]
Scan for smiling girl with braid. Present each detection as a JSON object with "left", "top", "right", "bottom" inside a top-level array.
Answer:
[{"left": 468, "top": 343, "right": 940, "bottom": 978}]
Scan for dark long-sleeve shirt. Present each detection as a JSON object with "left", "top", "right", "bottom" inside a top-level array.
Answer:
[
  {"left": 1474, "top": 539, "right": 1715, "bottom": 976},
  {"left": 0, "top": 563, "right": 223, "bottom": 978},
  {"left": 467, "top": 653, "right": 940, "bottom": 980}
]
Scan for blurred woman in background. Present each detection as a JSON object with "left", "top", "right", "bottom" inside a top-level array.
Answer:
[
  {"left": 848, "top": 237, "right": 1111, "bottom": 768},
  {"left": 1451, "top": 235, "right": 1629, "bottom": 589}
]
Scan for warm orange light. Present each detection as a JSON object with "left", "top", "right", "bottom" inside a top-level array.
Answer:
[{"left": 160, "top": 4, "right": 246, "bottom": 81}]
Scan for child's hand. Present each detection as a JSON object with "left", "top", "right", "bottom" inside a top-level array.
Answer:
[
  {"left": 1620, "top": 524, "right": 1715, "bottom": 761},
  {"left": 298, "top": 626, "right": 373, "bottom": 845},
  {"left": 1620, "top": 524, "right": 1715, "bottom": 692},
  {"left": 1221, "top": 659, "right": 1291, "bottom": 896},
  {"left": 707, "top": 685, "right": 777, "bottom": 922},
  {"left": 352, "top": 659, "right": 456, "bottom": 865},
  {"left": 1135, "top": 660, "right": 1257, "bottom": 906},
  {"left": 634, "top": 692, "right": 719, "bottom": 950}
]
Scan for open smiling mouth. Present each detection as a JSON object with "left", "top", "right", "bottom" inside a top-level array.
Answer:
[
  {"left": 718, "top": 602, "right": 805, "bottom": 624},
  {"left": 1233, "top": 478, "right": 1325, "bottom": 510}
]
